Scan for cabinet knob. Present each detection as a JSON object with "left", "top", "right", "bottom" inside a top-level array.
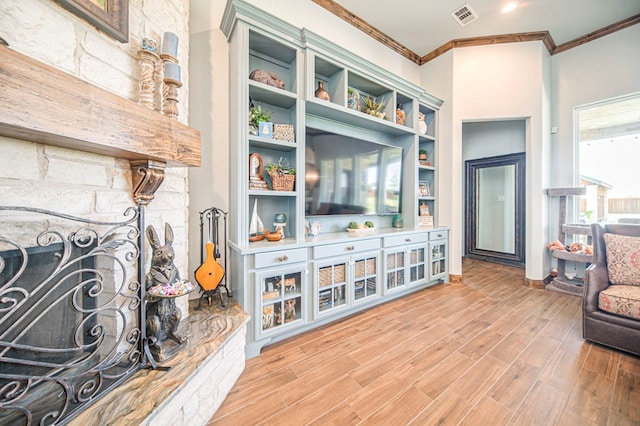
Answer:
[
  {"left": 405, "top": 238, "right": 411, "bottom": 242},
  {"left": 436, "top": 234, "right": 443, "bottom": 238},
  {"left": 277, "top": 255, "right": 289, "bottom": 262},
  {"left": 346, "top": 245, "right": 355, "bottom": 251}
]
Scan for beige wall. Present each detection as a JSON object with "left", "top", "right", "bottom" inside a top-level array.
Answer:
[
  {"left": 421, "top": 42, "right": 552, "bottom": 280},
  {"left": 550, "top": 24, "right": 640, "bottom": 187}
]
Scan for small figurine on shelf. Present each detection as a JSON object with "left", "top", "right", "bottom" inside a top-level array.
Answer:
[
  {"left": 418, "top": 112, "right": 428, "bottom": 135},
  {"left": 284, "top": 299, "right": 296, "bottom": 323},
  {"left": 311, "top": 220, "right": 321, "bottom": 237},
  {"left": 396, "top": 104, "right": 405, "bottom": 126}
]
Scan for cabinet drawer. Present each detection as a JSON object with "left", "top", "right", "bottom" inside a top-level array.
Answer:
[
  {"left": 314, "top": 239, "right": 381, "bottom": 259},
  {"left": 429, "top": 229, "right": 448, "bottom": 241},
  {"left": 384, "top": 232, "right": 429, "bottom": 247},
  {"left": 255, "top": 248, "right": 307, "bottom": 269}
]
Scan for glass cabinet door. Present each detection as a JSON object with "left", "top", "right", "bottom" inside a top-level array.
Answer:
[
  {"left": 408, "top": 246, "right": 427, "bottom": 284},
  {"left": 352, "top": 253, "right": 379, "bottom": 303},
  {"left": 314, "top": 259, "right": 348, "bottom": 317},
  {"left": 429, "top": 240, "right": 448, "bottom": 281},
  {"left": 384, "top": 249, "right": 406, "bottom": 293},
  {"left": 256, "top": 265, "right": 306, "bottom": 337}
]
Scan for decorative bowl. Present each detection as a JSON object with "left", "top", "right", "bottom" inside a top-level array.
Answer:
[
  {"left": 148, "top": 279, "right": 195, "bottom": 298},
  {"left": 346, "top": 227, "right": 375, "bottom": 236},
  {"left": 265, "top": 233, "right": 282, "bottom": 242}
]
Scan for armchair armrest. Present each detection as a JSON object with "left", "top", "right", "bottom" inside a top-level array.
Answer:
[{"left": 583, "top": 263, "right": 609, "bottom": 314}]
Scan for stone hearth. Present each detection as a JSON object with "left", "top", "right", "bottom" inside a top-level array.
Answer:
[{"left": 70, "top": 299, "right": 249, "bottom": 425}]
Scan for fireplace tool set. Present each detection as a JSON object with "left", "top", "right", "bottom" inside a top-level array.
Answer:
[{"left": 195, "top": 207, "right": 230, "bottom": 307}]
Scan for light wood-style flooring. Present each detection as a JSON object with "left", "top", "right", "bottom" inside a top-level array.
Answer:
[{"left": 208, "top": 259, "right": 640, "bottom": 425}]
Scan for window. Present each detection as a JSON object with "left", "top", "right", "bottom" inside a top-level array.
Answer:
[{"left": 577, "top": 93, "right": 640, "bottom": 224}]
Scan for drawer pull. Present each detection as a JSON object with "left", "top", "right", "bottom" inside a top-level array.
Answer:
[
  {"left": 277, "top": 255, "right": 289, "bottom": 262},
  {"left": 346, "top": 245, "right": 355, "bottom": 251},
  {"left": 436, "top": 234, "right": 443, "bottom": 238},
  {"left": 405, "top": 238, "right": 412, "bottom": 242}
]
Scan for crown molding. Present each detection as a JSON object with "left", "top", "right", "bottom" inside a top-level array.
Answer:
[
  {"left": 313, "top": 1, "right": 640, "bottom": 65},
  {"left": 311, "top": 0, "right": 421, "bottom": 64}
]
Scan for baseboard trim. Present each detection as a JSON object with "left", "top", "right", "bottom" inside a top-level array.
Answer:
[
  {"left": 449, "top": 274, "right": 463, "bottom": 284},
  {"left": 525, "top": 274, "right": 552, "bottom": 289}
]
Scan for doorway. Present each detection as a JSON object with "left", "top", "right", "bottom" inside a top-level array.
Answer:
[{"left": 465, "top": 152, "right": 526, "bottom": 267}]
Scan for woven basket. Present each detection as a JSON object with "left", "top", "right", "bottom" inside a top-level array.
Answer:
[
  {"left": 269, "top": 172, "right": 295, "bottom": 191},
  {"left": 319, "top": 267, "right": 332, "bottom": 287},
  {"left": 366, "top": 258, "right": 376, "bottom": 275},
  {"left": 355, "top": 261, "right": 365, "bottom": 278}
]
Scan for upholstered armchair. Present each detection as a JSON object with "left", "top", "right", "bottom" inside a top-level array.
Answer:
[{"left": 583, "top": 222, "right": 640, "bottom": 356}]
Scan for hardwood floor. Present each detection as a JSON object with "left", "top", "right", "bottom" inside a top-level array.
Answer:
[{"left": 208, "top": 259, "right": 640, "bottom": 425}]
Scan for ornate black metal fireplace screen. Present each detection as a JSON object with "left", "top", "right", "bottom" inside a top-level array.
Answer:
[{"left": 0, "top": 206, "right": 145, "bottom": 425}]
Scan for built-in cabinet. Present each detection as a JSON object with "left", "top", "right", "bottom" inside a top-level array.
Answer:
[
  {"left": 428, "top": 230, "right": 449, "bottom": 281},
  {"left": 222, "top": 0, "right": 447, "bottom": 357},
  {"left": 313, "top": 239, "right": 382, "bottom": 318}
]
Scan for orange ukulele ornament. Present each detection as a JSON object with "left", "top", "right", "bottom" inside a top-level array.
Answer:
[{"left": 195, "top": 241, "right": 224, "bottom": 291}]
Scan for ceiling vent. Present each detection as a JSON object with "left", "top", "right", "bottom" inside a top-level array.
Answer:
[{"left": 451, "top": 3, "right": 479, "bottom": 27}]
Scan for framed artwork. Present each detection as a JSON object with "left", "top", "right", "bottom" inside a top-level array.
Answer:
[
  {"left": 54, "top": 0, "right": 129, "bottom": 43},
  {"left": 259, "top": 122, "right": 273, "bottom": 138},
  {"left": 418, "top": 181, "right": 430, "bottom": 196}
]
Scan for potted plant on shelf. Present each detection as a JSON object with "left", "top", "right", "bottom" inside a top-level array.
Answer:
[
  {"left": 419, "top": 149, "right": 430, "bottom": 166},
  {"left": 362, "top": 96, "right": 386, "bottom": 119},
  {"left": 265, "top": 158, "right": 296, "bottom": 191},
  {"left": 249, "top": 105, "right": 272, "bottom": 135}
]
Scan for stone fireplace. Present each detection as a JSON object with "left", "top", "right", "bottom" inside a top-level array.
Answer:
[
  {"left": 0, "top": 3, "right": 247, "bottom": 419},
  {"left": 0, "top": 206, "right": 144, "bottom": 424}
]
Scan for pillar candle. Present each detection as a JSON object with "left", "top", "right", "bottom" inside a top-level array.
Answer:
[
  {"left": 164, "top": 62, "right": 181, "bottom": 83},
  {"left": 161, "top": 32, "right": 179, "bottom": 57}
]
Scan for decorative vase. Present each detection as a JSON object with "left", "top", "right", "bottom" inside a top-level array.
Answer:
[
  {"left": 392, "top": 214, "right": 404, "bottom": 228},
  {"left": 347, "top": 89, "right": 360, "bottom": 110},
  {"left": 315, "top": 81, "right": 330, "bottom": 101}
]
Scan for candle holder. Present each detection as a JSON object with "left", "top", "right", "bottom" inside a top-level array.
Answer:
[
  {"left": 160, "top": 53, "right": 180, "bottom": 119},
  {"left": 163, "top": 76, "right": 182, "bottom": 119},
  {"left": 137, "top": 49, "right": 160, "bottom": 110}
]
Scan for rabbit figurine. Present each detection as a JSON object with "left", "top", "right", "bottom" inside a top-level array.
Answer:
[{"left": 145, "top": 223, "right": 187, "bottom": 361}]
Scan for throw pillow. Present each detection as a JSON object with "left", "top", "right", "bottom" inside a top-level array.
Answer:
[{"left": 603, "top": 233, "right": 640, "bottom": 286}]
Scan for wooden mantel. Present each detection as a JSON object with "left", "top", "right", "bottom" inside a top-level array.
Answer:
[{"left": 0, "top": 44, "right": 201, "bottom": 168}]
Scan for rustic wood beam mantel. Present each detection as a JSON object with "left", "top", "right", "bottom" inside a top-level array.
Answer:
[{"left": 0, "top": 44, "right": 201, "bottom": 168}]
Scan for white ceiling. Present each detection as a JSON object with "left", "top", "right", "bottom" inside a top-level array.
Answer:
[{"left": 331, "top": 0, "right": 640, "bottom": 57}]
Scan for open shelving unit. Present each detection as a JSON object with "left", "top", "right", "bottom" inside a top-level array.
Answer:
[{"left": 222, "top": 0, "right": 447, "bottom": 357}]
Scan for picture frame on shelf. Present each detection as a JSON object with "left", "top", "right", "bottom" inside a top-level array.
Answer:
[
  {"left": 259, "top": 122, "right": 273, "bottom": 138},
  {"left": 54, "top": 0, "right": 129, "bottom": 43},
  {"left": 418, "top": 181, "right": 430, "bottom": 196}
]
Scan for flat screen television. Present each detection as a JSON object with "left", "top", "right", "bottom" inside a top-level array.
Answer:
[{"left": 305, "top": 130, "right": 403, "bottom": 216}]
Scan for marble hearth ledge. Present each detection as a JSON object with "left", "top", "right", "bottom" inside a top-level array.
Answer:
[{"left": 70, "top": 299, "right": 249, "bottom": 426}]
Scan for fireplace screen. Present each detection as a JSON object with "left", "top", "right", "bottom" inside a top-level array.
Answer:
[{"left": 0, "top": 206, "right": 144, "bottom": 425}]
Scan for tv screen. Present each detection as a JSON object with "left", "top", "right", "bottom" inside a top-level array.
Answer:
[{"left": 305, "top": 131, "right": 402, "bottom": 216}]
